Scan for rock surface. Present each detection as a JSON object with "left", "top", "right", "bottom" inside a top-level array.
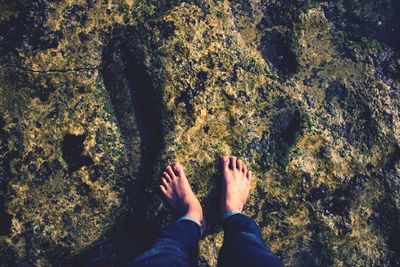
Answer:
[{"left": 0, "top": 0, "right": 399, "bottom": 266}]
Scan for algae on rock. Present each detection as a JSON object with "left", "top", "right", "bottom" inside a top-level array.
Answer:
[{"left": 0, "top": 0, "right": 399, "bottom": 266}]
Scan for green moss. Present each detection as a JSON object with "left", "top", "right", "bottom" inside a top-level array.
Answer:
[
  {"left": 238, "top": 57, "right": 268, "bottom": 74},
  {"left": 348, "top": 35, "right": 385, "bottom": 53},
  {"left": 0, "top": 0, "right": 398, "bottom": 266},
  {"left": 117, "top": 3, "right": 130, "bottom": 15},
  {"left": 95, "top": 76, "right": 114, "bottom": 119}
]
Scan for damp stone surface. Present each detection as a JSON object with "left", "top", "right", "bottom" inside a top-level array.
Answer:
[{"left": 0, "top": 1, "right": 399, "bottom": 266}]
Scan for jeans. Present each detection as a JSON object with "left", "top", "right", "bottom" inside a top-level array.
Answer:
[{"left": 128, "top": 214, "right": 284, "bottom": 267}]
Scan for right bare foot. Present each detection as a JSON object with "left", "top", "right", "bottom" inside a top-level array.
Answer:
[{"left": 220, "top": 156, "right": 252, "bottom": 215}]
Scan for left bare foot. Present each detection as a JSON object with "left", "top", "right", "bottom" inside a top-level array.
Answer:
[{"left": 160, "top": 163, "right": 203, "bottom": 225}]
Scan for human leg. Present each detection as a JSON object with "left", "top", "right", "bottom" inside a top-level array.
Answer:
[
  {"left": 128, "top": 163, "right": 203, "bottom": 267},
  {"left": 217, "top": 156, "right": 284, "bottom": 267},
  {"left": 218, "top": 213, "right": 283, "bottom": 267},
  {"left": 128, "top": 219, "right": 201, "bottom": 267}
]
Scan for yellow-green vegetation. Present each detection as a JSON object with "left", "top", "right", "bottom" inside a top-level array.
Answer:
[{"left": 0, "top": 0, "right": 399, "bottom": 266}]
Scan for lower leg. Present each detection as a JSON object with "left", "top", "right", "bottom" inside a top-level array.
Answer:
[
  {"left": 129, "top": 163, "right": 203, "bottom": 267},
  {"left": 129, "top": 220, "right": 200, "bottom": 267},
  {"left": 217, "top": 156, "right": 284, "bottom": 267}
]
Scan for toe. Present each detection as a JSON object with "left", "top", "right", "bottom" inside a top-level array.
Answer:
[
  {"left": 221, "top": 156, "right": 229, "bottom": 168},
  {"left": 162, "top": 178, "right": 169, "bottom": 188},
  {"left": 237, "top": 159, "right": 243, "bottom": 171},
  {"left": 166, "top": 165, "right": 176, "bottom": 179},
  {"left": 242, "top": 164, "right": 247, "bottom": 173},
  {"left": 163, "top": 171, "right": 172, "bottom": 182},
  {"left": 246, "top": 170, "right": 252, "bottom": 181},
  {"left": 160, "top": 185, "right": 168, "bottom": 195},
  {"left": 229, "top": 156, "right": 237, "bottom": 169},
  {"left": 173, "top": 162, "right": 184, "bottom": 176}
]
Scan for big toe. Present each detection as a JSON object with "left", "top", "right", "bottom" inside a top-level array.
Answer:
[
  {"left": 173, "top": 162, "right": 184, "bottom": 176},
  {"left": 221, "top": 156, "right": 229, "bottom": 168}
]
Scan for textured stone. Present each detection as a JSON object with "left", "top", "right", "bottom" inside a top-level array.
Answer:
[{"left": 0, "top": 0, "right": 399, "bottom": 266}]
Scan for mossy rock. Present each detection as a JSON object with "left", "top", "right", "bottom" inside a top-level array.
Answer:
[{"left": 0, "top": 0, "right": 399, "bottom": 266}]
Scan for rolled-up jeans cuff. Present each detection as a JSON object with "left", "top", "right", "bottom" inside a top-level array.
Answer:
[
  {"left": 177, "top": 215, "right": 204, "bottom": 236},
  {"left": 221, "top": 210, "right": 241, "bottom": 223},
  {"left": 177, "top": 215, "right": 201, "bottom": 227}
]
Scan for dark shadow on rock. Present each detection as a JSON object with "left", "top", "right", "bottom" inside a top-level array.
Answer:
[
  {"left": 258, "top": 29, "right": 298, "bottom": 79},
  {"left": 323, "top": 0, "right": 400, "bottom": 50},
  {"left": 202, "top": 162, "right": 223, "bottom": 231},
  {"left": 324, "top": 0, "right": 400, "bottom": 84},
  {"left": 371, "top": 145, "right": 400, "bottom": 265},
  {"left": 0, "top": 198, "right": 12, "bottom": 236},
  {"left": 67, "top": 25, "right": 165, "bottom": 266}
]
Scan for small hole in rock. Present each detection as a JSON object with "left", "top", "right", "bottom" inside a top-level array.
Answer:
[{"left": 62, "top": 134, "right": 94, "bottom": 172}]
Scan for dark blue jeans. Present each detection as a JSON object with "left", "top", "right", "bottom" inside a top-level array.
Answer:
[{"left": 128, "top": 214, "right": 284, "bottom": 267}]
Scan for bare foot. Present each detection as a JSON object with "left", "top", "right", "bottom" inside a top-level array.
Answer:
[
  {"left": 160, "top": 162, "right": 203, "bottom": 225},
  {"left": 220, "top": 156, "right": 252, "bottom": 215}
]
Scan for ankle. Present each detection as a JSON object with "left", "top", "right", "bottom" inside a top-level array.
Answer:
[
  {"left": 223, "top": 198, "right": 244, "bottom": 213},
  {"left": 221, "top": 205, "right": 242, "bottom": 215},
  {"left": 186, "top": 208, "right": 203, "bottom": 223},
  {"left": 221, "top": 210, "right": 241, "bottom": 222}
]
